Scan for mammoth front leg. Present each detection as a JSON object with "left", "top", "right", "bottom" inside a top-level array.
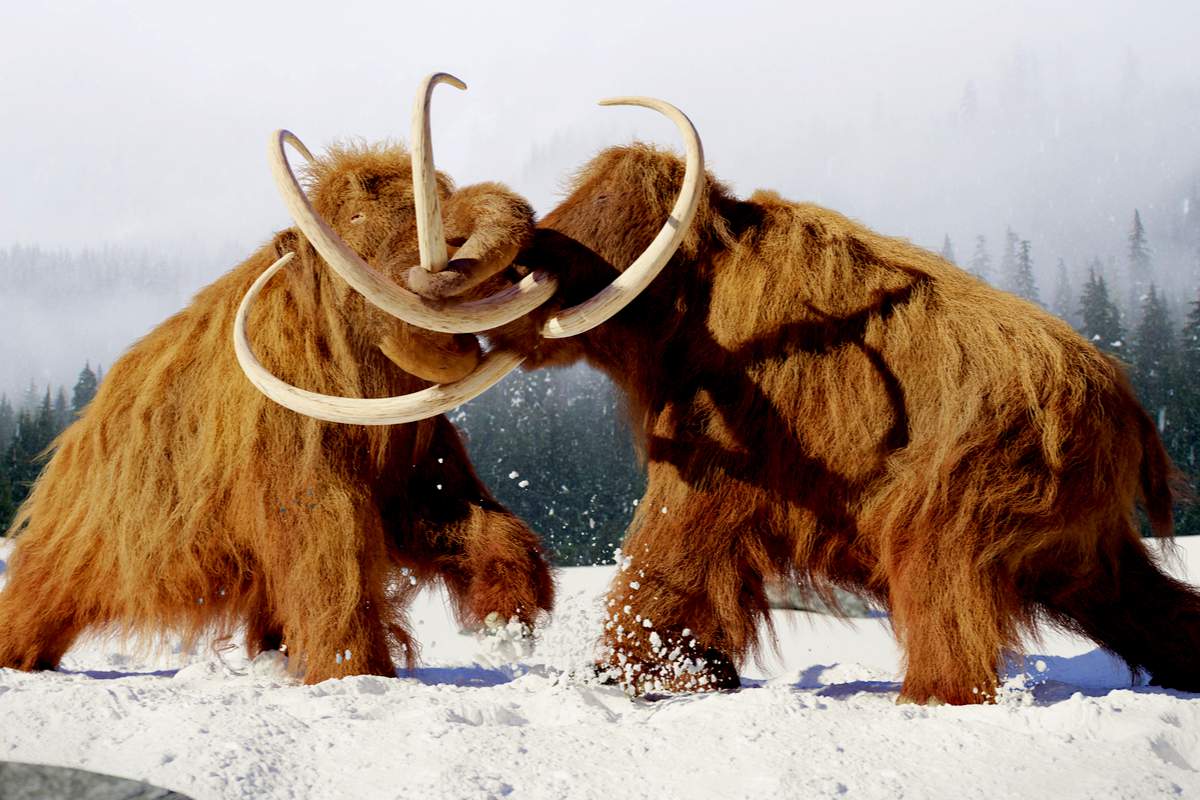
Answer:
[
  {"left": 444, "top": 504, "right": 555, "bottom": 632},
  {"left": 254, "top": 496, "right": 416, "bottom": 684},
  {"left": 395, "top": 416, "right": 554, "bottom": 632},
  {"left": 598, "top": 478, "right": 771, "bottom": 695}
]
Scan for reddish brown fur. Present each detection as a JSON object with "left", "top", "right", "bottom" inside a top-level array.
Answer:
[
  {"left": 0, "top": 143, "right": 553, "bottom": 683},
  {"left": 474, "top": 143, "right": 1197, "bottom": 702}
]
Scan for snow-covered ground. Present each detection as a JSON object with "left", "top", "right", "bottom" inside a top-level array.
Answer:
[{"left": 3, "top": 539, "right": 1200, "bottom": 799}]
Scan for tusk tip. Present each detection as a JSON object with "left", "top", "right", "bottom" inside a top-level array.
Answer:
[
  {"left": 274, "top": 130, "right": 316, "bottom": 164},
  {"left": 429, "top": 72, "right": 468, "bottom": 92},
  {"left": 598, "top": 97, "right": 649, "bottom": 108}
]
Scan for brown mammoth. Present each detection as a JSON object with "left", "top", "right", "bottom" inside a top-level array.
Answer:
[
  {"left": 247, "top": 77, "right": 1199, "bottom": 705},
  {"left": 0, "top": 75, "right": 554, "bottom": 684}
]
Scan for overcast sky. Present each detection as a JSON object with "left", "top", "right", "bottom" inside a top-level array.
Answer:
[{"left": 2, "top": 0, "right": 1198, "bottom": 395}]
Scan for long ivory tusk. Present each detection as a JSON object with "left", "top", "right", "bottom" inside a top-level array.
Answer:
[
  {"left": 540, "top": 97, "right": 704, "bottom": 339},
  {"left": 411, "top": 72, "right": 465, "bottom": 274},
  {"left": 232, "top": 253, "right": 523, "bottom": 425},
  {"left": 268, "top": 128, "right": 556, "bottom": 333}
]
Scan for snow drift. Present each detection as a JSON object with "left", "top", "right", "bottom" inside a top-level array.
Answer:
[{"left": 1, "top": 539, "right": 1199, "bottom": 799}]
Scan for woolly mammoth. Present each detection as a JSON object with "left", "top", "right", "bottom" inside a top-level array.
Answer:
[
  {"left": 244, "top": 76, "right": 1200, "bottom": 705},
  {"left": 0, "top": 74, "right": 554, "bottom": 684}
]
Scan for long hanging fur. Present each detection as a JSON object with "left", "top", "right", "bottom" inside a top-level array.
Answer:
[
  {"left": 483, "top": 143, "right": 1196, "bottom": 703},
  {"left": 0, "top": 144, "right": 553, "bottom": 683}
]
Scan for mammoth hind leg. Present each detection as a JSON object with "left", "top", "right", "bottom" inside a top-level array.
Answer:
[
  {"left": 1038, "top": 532, "right": 1200, "bottom": 693},
  {"left": 0, "top": 573, "right": 88, "bottom": 672}
]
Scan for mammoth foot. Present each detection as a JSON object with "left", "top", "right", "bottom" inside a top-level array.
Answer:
[
  {"left": 895, "top": 694, "right": 947, "bottom": 707},
  {"left": 595, "top": 645, "right": 741, "bottom": 697},
  {"left": 1149, "top": 671, "right": 1200, "bottom": 694},
  {"left": 896, "top": 680, "right": 997, "bottom": 705}
]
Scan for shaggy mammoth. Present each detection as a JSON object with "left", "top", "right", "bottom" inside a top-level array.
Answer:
[
  {"left": 245, "top": 75, "right": 1200, "bottom": 705},
  {"left": 0, "top": 75, "right": 554, "bottom": 683}
]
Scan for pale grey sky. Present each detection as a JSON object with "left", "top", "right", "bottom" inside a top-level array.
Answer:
[
  {"left": 2, "top": 1, "right": 1195, "bottom": 247},
  {"left": 2, "top": 0, "right": 1199, "bottom": 395}
]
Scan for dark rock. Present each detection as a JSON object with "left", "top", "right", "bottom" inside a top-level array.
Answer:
[{"left": 0, "top": 762, "right": 192, "bottom": 800}]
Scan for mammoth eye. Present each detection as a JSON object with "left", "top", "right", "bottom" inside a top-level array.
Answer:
[{"left": 349, "top": 213, "right": 367, "bottom": 225}]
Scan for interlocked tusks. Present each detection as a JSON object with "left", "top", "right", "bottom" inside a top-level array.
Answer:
[
  {"left": 232, "top": 253, "right": 523, "bottom": 425},
  {"left": 267, "top": 128, "right": 556, "bottom": 334},
  {"left": 248, "top": 75, "right": 705, "bottom": 426}
]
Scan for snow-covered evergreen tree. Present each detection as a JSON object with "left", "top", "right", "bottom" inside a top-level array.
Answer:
[
  {"left": 1078, "top": 266, "right": 1124, "bottom": 356},
  {"left": 1178, "top": 290, "right": 1200, "bottom": 472},
  {"left": 0, "top": 396, "right": 14, "bottom": 457},
  {"left": 968, "top": 235, "right": 991, "bottom": 282},
  {"left": 939, "top": 235, "right": 957, "bottom": 265},
  {"left": 1011, "top": 239, "right": 1040, "bottom": 304},
  {"left": 1000, "top": 227, "right": 1019, "bottom": 292},
  {"left": 1051, "top": 257, "right": 1072, "bottom": 321},
  {"left": 1130, "top": 285, "right": 1174, "bottom": 428},
  {"left": 72, "top": 364, "right": 98, "bottom": 414},
  {"left": 53, "top": 387, "right": 69, "bottom": 431},
  {"left": 1127, "top": 209, "right": 1153, "bottom": 320}
]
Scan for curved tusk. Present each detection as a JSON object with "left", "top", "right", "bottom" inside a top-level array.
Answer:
[
  {"left": 540, "top": 97, "right": 704, "bottom": 339},
  {"left": 233, "top": 252, "right": 523, "bottom": 425},
  {"left": 268, "top": 127, "right": 557, "bottom": 333},
  {"left": 411, "top": 72, "right": 465, "bottom": 274}
]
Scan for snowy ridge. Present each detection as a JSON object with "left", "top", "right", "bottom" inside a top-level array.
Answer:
[{"left": 1, "top": 540, "right": 1199, "bottom": 798}]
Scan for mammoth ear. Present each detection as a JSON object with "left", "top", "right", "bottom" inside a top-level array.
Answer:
[{"left": 378, "top": 327, "right": 483, "bottom": 384}]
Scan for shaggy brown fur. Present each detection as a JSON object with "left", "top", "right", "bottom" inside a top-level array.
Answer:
[
  {"left": 0, "top": 144, "right": 553, "bottom": 683},
  {"left": 428, "top": 143, "right": 1197, "bottom": 703}
]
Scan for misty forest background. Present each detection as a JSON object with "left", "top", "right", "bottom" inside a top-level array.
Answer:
[{"left": 2, "top": 200, "right": 1199, "bottom": 565}]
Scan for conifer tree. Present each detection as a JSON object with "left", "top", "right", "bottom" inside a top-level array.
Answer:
[
  {"left": 1000, "top": 227, "right": 1019, "bottom": 293},
  {"left": 53, "top": 387, "right": 70, "bottom": 431},
  {"left": 4, "top": 409, "right": 40, "bottom": 521},
  {"left": 0, "top": 396, "right": 12, "bottom": 530},
  {"left": 1051, "top": 257, "right": 1072, "bottom": 321},
  {"left": 1130, "top": 285, "right": 1175, "bottom": 426},
  {"left": 1078, "top": 266, "right": 1125, "bottom": 356},
  {"left": 939, "top": 235, "right": 957, "bottom": 265},
  {"left": 20, "top": 380, "right": 38, "bottom": 414},
  {"left": 72, "top": 363, "right": 98, "bottom": 414},
  {"left": 0, "top": 395, "right": 14, "bottom": 451},
  {"left": 1127, "top": 209, "right": 1153, "bottom": 318},
  {"left": 1178, "top": 290, "right": 1200, "bottom": 477},
  {"left": 0, "top": 465, "right": 12, "bottom": 532},
  {"left": 33, "top": 389, "right": 56, "bottom": 456},
  {"left": 968, "top": 235, "right": 991, "bottom": 282},
  {"left": 1011, "top": 239, "right": 1040, "bottom": 304}
]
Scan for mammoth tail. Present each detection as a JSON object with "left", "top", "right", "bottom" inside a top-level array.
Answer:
[{"left": 1135, "top": 404, "right": 1178, "bottom": 539}]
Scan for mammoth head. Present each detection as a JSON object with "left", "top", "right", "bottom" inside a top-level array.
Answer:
[
  {"left": 299, "top": 142, "right": 539, "bottom": 385},
  {"left": 234, "top": 72, "right": 704, "bottom": 425},
  {"left": 303, "top": 144, "right": 438, "bottom": 278}
]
